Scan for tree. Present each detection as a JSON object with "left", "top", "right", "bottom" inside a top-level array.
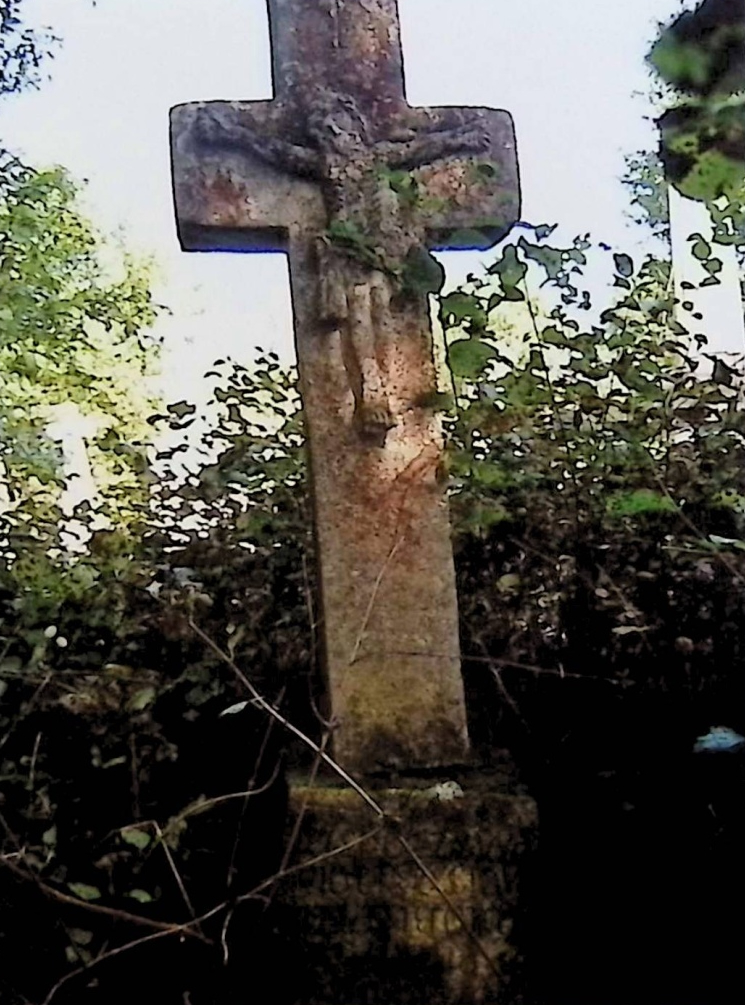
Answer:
[
  {"left": 0, "top": 1, "right": 167, "bottom": 620},
  {"left": 0, "top": 0, "right": 55, "bottom": 101},
  {"left": 0, "top": 162, "right": 164, "bottom": 615},
  {"left": 648, "top": 0, "right": 745, "bottom": 205}
]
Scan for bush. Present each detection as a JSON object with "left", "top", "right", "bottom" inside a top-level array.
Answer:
[{"left": 1, "top": 227, "right": 745, "bottom": 1002}]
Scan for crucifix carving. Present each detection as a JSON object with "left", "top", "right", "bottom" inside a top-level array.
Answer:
[{"left": 171, "top": 0, "right": 520, "bottom": 774}]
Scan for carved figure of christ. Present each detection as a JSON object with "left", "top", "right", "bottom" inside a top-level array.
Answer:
[
  {"left": 171, "top": 0, "right": 520, "bottom": 774},
  {"left": 196, "top": 88, "right": 492, "bottom": 443}
]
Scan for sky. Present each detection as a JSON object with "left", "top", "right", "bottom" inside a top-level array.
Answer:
[{"left": 0, "top": 0, "right": 693, "bottom": 404}]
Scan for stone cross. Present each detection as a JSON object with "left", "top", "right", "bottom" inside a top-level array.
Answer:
[{"left": 171, "top": 0, "right": 519, "bottom": 774}]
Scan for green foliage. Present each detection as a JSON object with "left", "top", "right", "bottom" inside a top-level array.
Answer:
[
  {"left": 323, "top": 218, "right": 391, "bottom": 274},
  {"left": 648, "top": 0, "right": 745, "bottom": 203},
  {"left": 0, "top": 163, "right": 163, "bottom": 616},
  {"left": 400, "top": 244, "right": 446, "bottom": 296},
  {"left": 378, "top": 165, "right": 422, "bottom": 210},
  {"left": 622, "top": 148, "right": 745, "bottom": 292},
  {"left": 487, "top": 243, "right": 527, "bottom": 301},
  {"left": 657, "top": 96, "right": 745, "bottom": 202},
  {"left": 649, "top": 0, "right": 745, "bottom": 98},
  {"left": 1, "top": 209, "right": 745, "bottom": 1001},
  {"left": 0, "top": 0, "right": 56, "bottom": 100},
  {"left": 448, "top": 337, "right": 498, "bottom": 380},
  {"left": 152, "top": 353, "right": 308, "bottom": 549},
  {"left": 429, "top": 225, "right": 745, "bottom": 556},
  {"left": 622, "top": 150, "right": 671, "bottom": 241},
  {"left": 0, "top": 350, "right": 315, "bottom": 1002}
]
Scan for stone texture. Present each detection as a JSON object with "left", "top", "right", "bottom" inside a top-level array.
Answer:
[
  {"left": 170, "top": 0, "right": 520, "bottom": 773},
  {"left": 275, "top": 783, "right": 537, "bottom": 1004}
]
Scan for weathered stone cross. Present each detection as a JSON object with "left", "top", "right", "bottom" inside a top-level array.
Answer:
[{"left": 171, "top": 0, "right": 519, "bottom": 775}]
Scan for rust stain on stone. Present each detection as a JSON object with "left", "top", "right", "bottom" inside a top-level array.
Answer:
[
  {"left": 421, "top": 161, "right": 477, "bottom": 207},
  {"left": 203, "top": 170, "right": 246, "bottom": 226}
]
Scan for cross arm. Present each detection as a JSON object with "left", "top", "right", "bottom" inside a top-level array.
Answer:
[
  {"left": 392, "top": 106, "right": 521, "bottom": 252},
  {"left": 194, "top": 101, "right": 321, "bottom": 179},
  {"left": 170, "top": 100, "right": 326, "bottom": 254},
  {"left": 383, "top": 107, "right": 491, "bottom": 170}
]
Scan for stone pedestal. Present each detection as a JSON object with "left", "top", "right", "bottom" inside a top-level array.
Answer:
[{"left": 275, "top": 782, "right": 537, "bottom": 1004}]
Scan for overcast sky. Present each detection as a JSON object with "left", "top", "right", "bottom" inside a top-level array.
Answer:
[{"left": 0, "top": 0, "right": 688, "bottom": 402}]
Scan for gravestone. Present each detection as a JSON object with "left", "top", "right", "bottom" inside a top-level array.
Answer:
[
  {"left": 171, "top": 3, "right": 535, "bottom": 1000},
  {"left": 669, "top": 186, "right": 745, "bottom": 360},
  {"left": 171, "top": 0, "right": 519, "bottom": 774}
]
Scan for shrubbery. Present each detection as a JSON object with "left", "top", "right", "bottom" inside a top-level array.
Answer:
[{"left": 1, "top": 213, "right": 744, "bottom": 1000}]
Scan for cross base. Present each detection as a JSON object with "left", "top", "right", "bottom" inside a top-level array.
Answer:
[{"left": 273, "top": 782, "right": 538, "bottom": 1004}]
